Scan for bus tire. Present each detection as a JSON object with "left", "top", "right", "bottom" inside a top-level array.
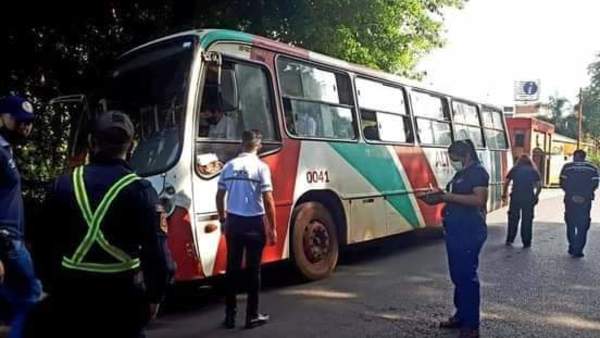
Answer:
[{"left": 291, "top": 202, "right": 339, "bottom": 281}]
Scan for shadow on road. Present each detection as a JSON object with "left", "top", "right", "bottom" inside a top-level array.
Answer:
[{"left": 161, "top": 227, "right": 445, "bottom": 316}]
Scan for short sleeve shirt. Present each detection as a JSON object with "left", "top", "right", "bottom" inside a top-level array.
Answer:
[
  {"left": 560, "top": 161, "right": 600, "bottom": 200},
  {"left": 445, "top": 162, "right": 490, "bottom": 218},
  {"left": 0, "top": 134, "right": 25, "bottom": 237},
  {"left": 507, "top": 165, "right": 540, "bottom": 198},
  {"left": 218, "top": 152, "right": 273, "bottom": 217}
]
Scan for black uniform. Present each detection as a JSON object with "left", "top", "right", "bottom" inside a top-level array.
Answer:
[
  {"left": 506, "top": 165, "right": 541, "bottom": 246},
  {"left": 29, "top": 158, "right": 174, "bottom": 338},
  {"left": 560, "top": 160, "right": 600, "bottom": 256}
]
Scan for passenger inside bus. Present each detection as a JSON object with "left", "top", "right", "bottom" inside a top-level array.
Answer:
[
  {"left": 207, "top": 109, "right": 239, "bottom": 139},
  {"left": 294, "top": 112, "right": 317, "bottom": 137}
]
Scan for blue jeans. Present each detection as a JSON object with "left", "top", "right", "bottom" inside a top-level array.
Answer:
[
  {"left": 444, "top": 215, "right": 487, "bottom": 330},
  {"left": 0, "top": 239, "right": 42, "bottom": 338},
  {"left": 565, "top": 200, "right": 592, "bottom": 255}
]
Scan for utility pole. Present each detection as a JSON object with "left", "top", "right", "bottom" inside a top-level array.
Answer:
[{"left": 577, "top": 88, "right": 583, "bottom": 149}]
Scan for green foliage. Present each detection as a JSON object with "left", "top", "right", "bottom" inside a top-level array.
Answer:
[
  {"left": 190, "top": 0, "right": 465, "bottom": 76},
  {"left": 582, "top": 73, "right": 600, "bottom": 142},
  {"left": 587, "top": 151, "right": 600, "bottom": 167},
  {"left": 538, "top": 96, "right": 577, "bottom": 139}
]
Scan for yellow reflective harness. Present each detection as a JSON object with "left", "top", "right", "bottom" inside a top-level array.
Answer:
[{"left": 61, "top": 166, "right": 141, "bottom": 273}]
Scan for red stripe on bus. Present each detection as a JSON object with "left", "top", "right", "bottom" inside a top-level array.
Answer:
[
  {"left": 168, "top": 207, "right": 205, "bottom": 281},
  {"left": 211, "top": 139, "right": 302, "bottom": 275},
  {"left": 395, "top": 147, "right": 444, "bottom": 227}
]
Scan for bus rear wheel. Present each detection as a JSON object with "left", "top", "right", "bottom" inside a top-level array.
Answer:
[{"left": 291, "top": 202, "right": 339, "bottom": 281}]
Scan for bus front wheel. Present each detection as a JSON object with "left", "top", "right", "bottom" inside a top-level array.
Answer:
[{"left": 291, "top": 202, "right": 339, "bottom": 280}]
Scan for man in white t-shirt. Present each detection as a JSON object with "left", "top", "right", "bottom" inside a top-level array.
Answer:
[
  {"left": 216, "top": 130, "right": 277, "bottom": 329},
  {"left": 208, "top": 109, "right": 239, "bottom": 139}
]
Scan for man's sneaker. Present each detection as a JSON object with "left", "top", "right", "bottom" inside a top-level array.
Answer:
[
  {"left": 245, "top": 313, "right": 270, "bottom": 329},
  {"left": 439, "top": 316, "right": 462, "bottom": 329},
  {"left": 505, "top": 241, "right": 513, "bottom": 246},
  {"left": 572, "top": 252, "right": 584, "bottom": 258}
]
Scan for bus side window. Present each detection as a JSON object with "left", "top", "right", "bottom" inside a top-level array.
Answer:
[
  {"left": 355, "top": 77, "right": 413, "bottom": 144},
  {"left": 482, "top": 107, "right": 509, "bottom": 150},
  {"left": 411, "top": 91, "right": 452, "bottom": 146},
  {"left": 452, "top": 101, "right": 484, "bottom": 148},
  {"left": 278, "top": 58, "right": 356, "bottom": 141},
  {"left": 195, "top": 59, "right": 279, "bottom": 177}
]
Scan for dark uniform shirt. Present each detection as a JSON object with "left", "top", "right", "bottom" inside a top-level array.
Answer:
[
  {"left": 507, "top": 165, "right": 541, "bottom": 200},
  {"left": 34, "top": 158, "right": 174, "bottom": 303},
  {"left": 560, "top": 160, "right": 600, "bottom": 200},
  {"left": 444, "top": 162, "right": 490, "bottom": 222},
  {"left": 0, "top": 134, "right": 25, "bottom": 238}
]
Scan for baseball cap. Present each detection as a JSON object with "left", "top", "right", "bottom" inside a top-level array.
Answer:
[
  {"left": 94, "top": 111, "right": 134, "bottom": 140},
  {"left": 0, "top": 96, "right": 35, "bottom": 122}
]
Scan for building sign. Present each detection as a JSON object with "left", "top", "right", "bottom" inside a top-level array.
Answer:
[{"left": 514, "top": 80, "right": 540, "bottom": 101}]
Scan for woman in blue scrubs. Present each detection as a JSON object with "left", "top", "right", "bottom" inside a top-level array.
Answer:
[{"left": 423, "top": 140, "right": 489, "bottom": 338}]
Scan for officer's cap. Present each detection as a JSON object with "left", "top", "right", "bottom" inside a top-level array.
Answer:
[
  {"left": 0, "top": 96, "right": 35, "bottom": 123},
  {"left": 94, "top": 111, "right": 134, "bottom": 140}
]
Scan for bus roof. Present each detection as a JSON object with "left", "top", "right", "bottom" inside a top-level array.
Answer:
[{"left": 121, "top": 28, "right": 503, "bottom": 111}]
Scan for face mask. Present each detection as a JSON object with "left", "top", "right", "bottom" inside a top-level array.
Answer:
[{"left": 451, "top": 160, "right": 464, "bottom": 171}]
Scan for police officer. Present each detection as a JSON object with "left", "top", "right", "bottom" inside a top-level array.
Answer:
[
  {"left": 502, "top": 154, "right": 542, "bottom": 247},
  {"left": 559, "top": 149, "right": 599, "bottom": 258},
  {"left": 216, "top": 130, "right": 277, "bottom": 329},
  {"left": 0, "top": 96, "right": 42, "bottom": 338},
  {"left": 30, "top": 111, "right": 173, "bottom": 338},
  {"left": 421, "top": 140, "right": 488, "bottom": 338}
]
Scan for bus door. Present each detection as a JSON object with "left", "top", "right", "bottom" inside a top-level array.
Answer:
[{"left": 192, "top": 51, "right": 281, "bottom": 276}]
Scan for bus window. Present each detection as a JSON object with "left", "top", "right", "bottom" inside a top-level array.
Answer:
[
  {"left": 356, "top": 78, "right": 413, "bottom": 144},
  {"left": 482, "top": 107, "right": 508, "bottom": 149},
  {"left": 195, "top": 59, "right": 279, "bottom": 177},
  {"left": 411, "top": 91, "right": 452, "bottom": 146},
  {"left": 104, "top": 37, "right": 194, "bottom": 177},
  {"left": 452, "top": 101, "right": 484, "bottom": 148},
  {"left": 277, "top": 58, "right": 356, "bottom": 140},
  {"left": 197, "top": 61, "right": 277, "bottom": 141}
]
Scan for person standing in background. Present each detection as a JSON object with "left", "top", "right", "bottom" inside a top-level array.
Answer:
[
  {"left": 0, "top": 96, "right": 41, "bottom": 338},
  {"left": 559, "top": 149, "right": 599, "bottom": 258},
  {"left": 502, "top": 154, "right": 542, "bottom": 248}
]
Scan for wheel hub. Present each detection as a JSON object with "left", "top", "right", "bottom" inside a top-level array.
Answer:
[{"left": 303, "top": 220, "right": 331, "bottom": 263}]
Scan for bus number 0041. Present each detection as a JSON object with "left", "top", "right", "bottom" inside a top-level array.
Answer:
[{"left": 306, "top": 170, "right": 330, "bottom": 184}]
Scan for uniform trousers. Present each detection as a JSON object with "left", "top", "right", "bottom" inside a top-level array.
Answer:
[
  {"left": 225, "top": 213, "right": 266, "bottom": 319},
  {"left": 444, "top": 214, "right": 487, "bottom": 330}
]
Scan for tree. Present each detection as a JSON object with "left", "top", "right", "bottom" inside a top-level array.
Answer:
[
  {"left": 537, "top": 96, "right": 576, "bottom": 139},
  {"left": 192, "top": 0, "right": 465, "bottom": 75},
  {"left": 582, "top": 54, "right": 600, "bottom": 149}
]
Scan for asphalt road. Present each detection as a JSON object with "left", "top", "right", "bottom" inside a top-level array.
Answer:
[{"left": 148, "top": 189, "right": 600, "bottom": 338}]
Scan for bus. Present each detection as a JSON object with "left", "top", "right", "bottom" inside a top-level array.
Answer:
[{"left": 62, "top": 29, "right": 512, "bottom": 282}]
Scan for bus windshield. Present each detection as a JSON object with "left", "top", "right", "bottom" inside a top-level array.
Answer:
[{"left": 103, "top": 37, "right": 195, "bottom": 176}]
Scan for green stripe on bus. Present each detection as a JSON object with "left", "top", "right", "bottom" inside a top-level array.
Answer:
[
  {"left": 200, "top": 29, "right": 254, "bottom": 49},
  {"left": 328, "top": 143, "right": 420, "bottom": 229}
]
